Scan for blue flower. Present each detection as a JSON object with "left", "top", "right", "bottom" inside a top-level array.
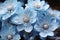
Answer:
[
  {"left": 48, "top": 8, "right": 60, "bottom": 26},
  {"left": 0, "top": 0, "right": 23, "bottom": 21},
  {"left": 34, "top": 11, "right": 59, "bottom": 37},
  {"left": 26, "top": 0, "right": 49, "bottom": 11},
  {"left": 10, "top": 8, "right": 37, "bottom": 32},
  {"left": 0, "top": 21, "right": 20, "bottom": 40},
  {"left": 48, "top": 8, "right": 60, "bottom": 19}
]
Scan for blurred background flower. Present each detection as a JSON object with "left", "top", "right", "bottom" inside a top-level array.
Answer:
[{"left": 26, "top": 0, "right": 49, "bottom": 11}]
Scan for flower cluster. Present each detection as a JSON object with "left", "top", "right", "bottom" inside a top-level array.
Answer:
[{"left": 0, "top": 0, "right": 60, "bottom": 40}]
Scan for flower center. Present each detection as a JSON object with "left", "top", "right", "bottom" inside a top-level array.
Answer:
[
  {"left": 51, "top": 13, "right": 56, "bottom": 17},
  {"left": 7, "top": 35, "right": 12, "bottom": 40},
  {"left": 23, "top": 17, "right": 30, "bottom": 23},
  {"left": 43, "top": 24, "right": 49, "bottom": 30},
  {"left": 34, "top": 3, "right": 41, "bottom": 8},
  {"left": 7, "top": 4, "right": 14, "bottom": 13}
]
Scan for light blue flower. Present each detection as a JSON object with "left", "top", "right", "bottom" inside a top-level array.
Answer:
[
  {"left": 0, "top": 21, "right": 20, "bottom": 40},
  {"left": 34, "top": 11, "right": 59, "bottom": 37},
  {"left": 48, "top": 8, "right": 60, "bottom": 26},
  {"left": 10, "top": 8, "right": 37, "bottom": 32},
  {"left": 0, "top": 0, "right": 23, "bottom": 21},
  {"left": 48, "top": 8, "right": 60, "bottom": 19},
  {"left": 26, "top": 0, "right": 49, "bottom": 11}
]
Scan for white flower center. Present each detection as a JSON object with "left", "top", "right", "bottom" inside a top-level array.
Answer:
[
  {"left": 7, "top": 35, "right": 12, "bottom": 40},
  {"left": 51, "top": 13, "right": 56, "bottom": 17},
  {"left": 49, "top": 10, "right": 56, "bottom": 17},
  {"left": 34, "top": 3, "right": 41, "bottom": 8},
  {"left": 7, "top": 4, "right": 14, "bottom": 13},
  {"left": 23, "top": 17, "right": 30, "bottom": 23},
  {"left": 43, "top": 24, "right": 49, "bottom": 30}
]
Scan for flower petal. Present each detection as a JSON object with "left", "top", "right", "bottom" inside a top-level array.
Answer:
[
  {"left": 12, "top": 34, "right": 21, "bottom": 40},
  {"left": 0, "top": 9, "right": 7, "bottom": 15},
  {"left": 30, "top": 18, "right": 36, "bottom": 24},
  {"left": 40, "top": 1, "right": 45, "bottom": 6},
  {"left": 48, "top": 32, "right": 54, "bottom": 36},
  {"left": 54, "top": 10, "right": 60, "bottom": 18},
  {"left": 42, "top": 4, "right": 49, "bottom": 11},
  {"left": 11, "top": 6, "right": 24, "bottom": 24},
  {"left": 49, "top": 20, "right": 59, "bottom": 31},
  {"left": 17, "top": 25, "right": 24, "bottom": 32},
  {"left": 24, "top": 23, "right": 33, "bottom": 32},
  {"left": 39, "top": 32, "right": 47, "bottom": 37},
  {"left": 2, "top": 12, "right": 15, "bottom": 20},
  {"left": 11, "top": 15, "right": 23, "bottom": 24},
  {"left": 25, "top": 8, "right": 37, "bottom": 18},
  {"left": 34, "top": 24, "right": 42, "bottom": 32},
  {"left": 30, "top": 10, "right": 37, "bottom": 23}
]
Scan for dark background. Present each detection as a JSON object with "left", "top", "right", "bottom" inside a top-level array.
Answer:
[{"left": 45, "top": 0, "right": 60, "bottom": 10}]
